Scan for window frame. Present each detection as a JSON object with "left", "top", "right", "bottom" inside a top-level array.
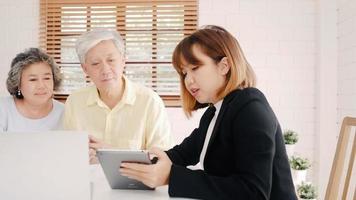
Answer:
[{"left": 39, "top": 0, "right": 198, "bottom": 107}]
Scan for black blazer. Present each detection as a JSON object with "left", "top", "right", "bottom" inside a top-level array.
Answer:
[{"left": 166, "top": 88, "right": 297, "bottom": 200}]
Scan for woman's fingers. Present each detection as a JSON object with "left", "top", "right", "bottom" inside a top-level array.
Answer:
[
  {"left": 120, "top": 167, "right": 155, "bottom": 188},
  {"left": 121, "top": 162, "right": 150, "bottom": 173},
  {"left": 120, "top": 167, "right": 149, "bottom": 181},
  {"left": 118, "top": 148, "right": 172, "bottom": 188}
]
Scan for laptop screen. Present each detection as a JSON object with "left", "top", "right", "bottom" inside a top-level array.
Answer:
[{"left": 0, "top": 131, "right": 90, "bottom": 200}]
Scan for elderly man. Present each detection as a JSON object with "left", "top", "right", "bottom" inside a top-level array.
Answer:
[{"left": 63, "top": 29, "right": 174, "bottom": 163}]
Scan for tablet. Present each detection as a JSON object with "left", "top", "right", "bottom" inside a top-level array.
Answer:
[{"left": 97, "top": 149, "right": 154, "bottom": 190}]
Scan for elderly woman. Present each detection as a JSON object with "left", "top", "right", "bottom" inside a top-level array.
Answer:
[
  {"left": 63, "top": 29, "right": 173, "bottom": 163},
  {"left": 0, "top": 48, "right": 64, "bottom": 131}
]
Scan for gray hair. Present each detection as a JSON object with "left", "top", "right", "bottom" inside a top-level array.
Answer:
[
  {"left": 6, "top": 48, "right": 62, "bottom": 99},
  {"left": 75, "top": 29, "right": 125, "bottom": 64}
]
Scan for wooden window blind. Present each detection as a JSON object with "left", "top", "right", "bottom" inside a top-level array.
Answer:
[{"left": 39, "top": 0, "right": 198, "bottom": 107}]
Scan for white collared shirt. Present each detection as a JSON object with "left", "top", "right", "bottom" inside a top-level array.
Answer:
[{"left": 199, "top": 100, "right": 223, "bottom": 170}]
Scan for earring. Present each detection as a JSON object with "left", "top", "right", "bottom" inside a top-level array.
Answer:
[{"left": 17, "top": 90, "right": 22, "bottom": 96}]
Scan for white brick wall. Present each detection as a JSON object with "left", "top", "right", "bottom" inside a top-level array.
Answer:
[
  {"left": 200, "top": 0, "right": 317, "bottom": 171},
  {"left": 0, "top": 0, "right": 39, "bottom": 96},
  {"left": 338, "top": 0, "right": 356, "bottom": 122},
  {"left": 335, "top": 3, "right": 356, "bottom": 198},
  {"left": 315, "top": 0, "right": 338, "bottom": 197}
]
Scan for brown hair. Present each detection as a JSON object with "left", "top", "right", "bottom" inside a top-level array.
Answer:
[{"left": 172, "top": 25, "right": 256, "bottom": 117}]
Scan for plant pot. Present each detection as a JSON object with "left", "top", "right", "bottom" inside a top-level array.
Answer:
[
  {"left": 292, "top": 169, "right": 307, "bottom": 185},
  {"left": 285, "top": 144, "right": 296, "bottom": 157}
]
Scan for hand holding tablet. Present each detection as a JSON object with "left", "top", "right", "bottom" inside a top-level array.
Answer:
[
  {"left": 97, "top": 149, "right": 154, "bottom": 190},
  {"left": 120, "top": 148, "right": 172, "bottom": 189}
]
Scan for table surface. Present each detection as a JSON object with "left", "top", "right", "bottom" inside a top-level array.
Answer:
[{"left": 90, "top": 165, "right": 190, "bottom": 200}]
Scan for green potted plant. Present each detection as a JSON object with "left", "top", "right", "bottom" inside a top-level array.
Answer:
[
  {"left": 297, "top": 182, "right": 317, "bottom": 200},
  {"left": 283, "top": 129, "right": 298, "bottom": 157},
  {"left": 289, "top": 156, "right": 311, "bottom": 185}
]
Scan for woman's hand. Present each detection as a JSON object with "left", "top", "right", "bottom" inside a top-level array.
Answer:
[{"left": 119, "top": 148, "right": 172, "bottom": 188}]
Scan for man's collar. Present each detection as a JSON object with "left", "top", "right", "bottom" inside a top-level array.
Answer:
[{"left": 120, "top": 76, "right": 135, "bottom": 106}]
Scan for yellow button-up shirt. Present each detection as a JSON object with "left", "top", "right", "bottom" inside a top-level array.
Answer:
[{"left": 63, "top": 76, "right": 174, "bottom": 150}]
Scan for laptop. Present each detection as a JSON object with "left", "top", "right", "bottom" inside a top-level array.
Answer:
[{"left": 0, "top": 131, "right": 90, "bottom": 200}]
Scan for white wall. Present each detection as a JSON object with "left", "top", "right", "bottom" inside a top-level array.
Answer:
[
  {"left": 170, "top": 0, "right": 319, "bottom": 167},
  {"left": 335, "top": 0, "right": 356, "bottom": 197},
  {"left": 199, "top": 0, "right": 318, "bottom": 178},
  {"left": 315, "top": 0, "right": 356, "bottom": 197},
  {"left": 315, "top": 0, "right": 338, "bottom": 197},
  {"left": 167, "top": 107, "right": 204, "bottom": 143},
  {"left": 337, "top": 0, "right": 356, "bottom": 122},
  {"left": 0, "top": 0, "right": 39, "bottom": 96}
]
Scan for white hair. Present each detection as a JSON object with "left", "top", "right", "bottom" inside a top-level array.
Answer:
[{"left": 75, "top": 29, "right": 125, "bottom": 64}]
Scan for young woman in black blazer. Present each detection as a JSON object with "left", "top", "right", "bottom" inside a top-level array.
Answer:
[{"left": 120, "top": 25, "right": 297, "bottom": 200}]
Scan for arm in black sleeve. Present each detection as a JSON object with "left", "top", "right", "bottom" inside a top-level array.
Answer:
[
  {"left": 168, "top": 100, "right": 277, "bottom": 200},
  {"left": 166, "top": 109, "right": 213, "bottom": 167},
  {"left": 166, "top": 128, "right": 202, "bottom": 166}
]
